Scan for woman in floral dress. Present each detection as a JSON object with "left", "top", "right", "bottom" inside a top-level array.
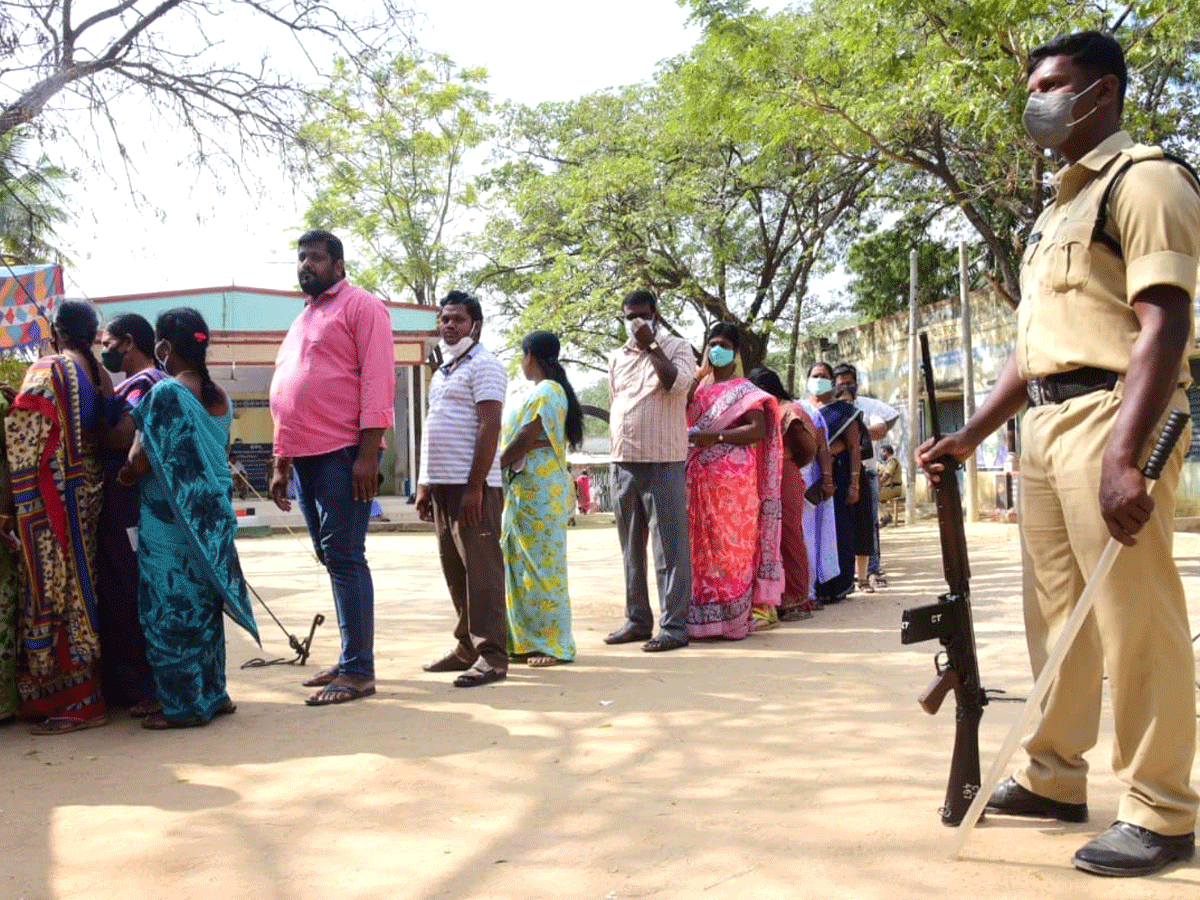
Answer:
[{"left": 499, "top": 331, "right": 583, "bottom": 667}]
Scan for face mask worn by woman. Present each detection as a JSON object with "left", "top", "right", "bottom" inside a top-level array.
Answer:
[
  {"left": 708, "top": 345, "right": 735, "bottom": 368},
  {"left": 807, "top": 376, "right": 832, "bottom": 396},
  {"left": 1023, "top": 78, "right": 1102, "bottom": 149}
]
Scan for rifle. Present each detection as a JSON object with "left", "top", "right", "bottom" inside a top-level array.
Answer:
[{"left": 900, "top": 332, "right": 986, "bottom": 826}]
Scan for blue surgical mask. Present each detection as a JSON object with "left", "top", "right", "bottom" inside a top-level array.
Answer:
[
  {"left": 807, "top": 376, "right": 832, "bottom": 395},
  {"left": 708, "top": 345, "right": 735, "bottom": 368}
]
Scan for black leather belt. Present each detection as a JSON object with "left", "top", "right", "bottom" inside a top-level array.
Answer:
[{"left": 1027, "top": 367, "right": 1119, "bottom": 407}]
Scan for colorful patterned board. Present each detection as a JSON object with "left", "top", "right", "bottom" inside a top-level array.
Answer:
[{"left": 0, "top": 264, "right": 61, "bottom": 351}]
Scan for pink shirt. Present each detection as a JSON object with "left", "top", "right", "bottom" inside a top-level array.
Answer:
[{"left": 270, "top": 280, "right": 396, "bottom": 458}]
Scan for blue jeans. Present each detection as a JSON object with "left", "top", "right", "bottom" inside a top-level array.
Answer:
[
  {"left": 293, "top": 446, "right": 374, "bottom": 679},
  {"left": 866, "top": 468, "right": 882, "bottom": 575}
]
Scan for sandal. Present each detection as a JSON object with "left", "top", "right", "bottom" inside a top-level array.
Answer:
[
  {"left": 30, "top": 714, "right": 109, "bottom": 735},
  {"left": 779, "top": 607, "right": 814, "bottom": 622},
  {"left": 857, "top": 578, "right": 876, "bottom": 594},
  {"left": 129, "top": 699, "right": 162, "bottom": 718},
  {"left": 527, "top": 655, "right": 571, "bottom": 667},
  {"left": 642, "top": 635, "right": 688, "bottom": 653},
  {"left": 306, "top": 681, "right": 376, "bottom": 705},
  {"left": 301, "top": 667, "right": 340, "bottom": 687},
  {"left": 142, "top": 700, "right": 237, "bottom": 729}
]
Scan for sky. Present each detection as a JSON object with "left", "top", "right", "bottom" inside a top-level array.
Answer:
[{"left": 54, "top": 0, "right": 734, "bottom": 300}]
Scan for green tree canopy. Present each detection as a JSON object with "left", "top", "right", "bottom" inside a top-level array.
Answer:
[
  {"left": 843, "top": 213, "right": 959, "bottom": 319},
  {"left": 698, "top": 0, "right": 1200, "bottom": 307},
  {"left": 300, "top": 50, "right": 492, "bottom": 303},
  {"left": 0, "top": 129, "right": 69, "bottom": 264},
  {"left": 475, "top": 34, "right": 873, "bottom": 374}
]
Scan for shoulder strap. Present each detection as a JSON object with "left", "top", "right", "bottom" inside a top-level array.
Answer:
[{"left": 1092, "top": 147, "right": 1199, "bottom": 260}]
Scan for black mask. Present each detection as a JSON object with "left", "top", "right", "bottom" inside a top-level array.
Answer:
[{"left": 101, "top": 346, "right": 124, "bottom": 372}]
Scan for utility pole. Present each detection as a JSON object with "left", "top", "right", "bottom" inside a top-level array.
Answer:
[
  {"left": 959, "top": 241, "right": 977, "bottom": 523},
  {"left": 906, "top": 250, "right": 919, "bottom": 527}
]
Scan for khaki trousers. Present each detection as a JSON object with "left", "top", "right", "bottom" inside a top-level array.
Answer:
[{"left": 1017, "top": 386, "right": 1196, "bottom": 834}]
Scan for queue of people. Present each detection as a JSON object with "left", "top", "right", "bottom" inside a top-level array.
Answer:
[{"left": 0, "top": 302, "right": 257, "bottom": 734}]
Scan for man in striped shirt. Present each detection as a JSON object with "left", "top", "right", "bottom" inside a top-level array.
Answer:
[
  {"left": 605, "top": 290, "right": 696, "bottom": 652},
  {"left": 416, "top": 291, "right": 509, "bottom": 687}
]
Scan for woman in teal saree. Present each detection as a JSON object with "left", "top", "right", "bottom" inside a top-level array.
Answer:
[{"left": 118, "top": 308, "right": 258, "bottom": 728}]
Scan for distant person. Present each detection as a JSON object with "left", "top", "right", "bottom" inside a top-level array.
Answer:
[
  {"left": 270, "top": 229, "right": 395, "bottom": 707},
  {"left": 228, "top": 451, "right": 252, "bottom": 500},
  {"left": 749, "top": 366, "right": 818, "bottom": 620},
  {"left": 500, "top": 330, "right": 582, "bottom": 667},
  {"left": 7, "top": 300, "right": 113, "bottom": 734},
  {"left": 416, "top": 291, "right": 509, "bottom": 687},
  {"left": 575, "top": 470, "right": 595, "bottom": 513},
  {"left": 877, "top": 444, "right": 904, "bottom": 525},
  {"left": 920, "top": 31, "right": 1198, "bottom": 877},
  {"left": 806, "top": 361, "right": 862, "bottom": 603},
  {"left": 604, "top": 289, "right": 696, "bottom": 653},
  {"left": 96, "top": 312, "right": 167, "bottom": 717},
  {"left": 118, "top": 308, "right": 259, "bottom": 729},
  {"left": 799, "top": 394, "right": 837, "bottom": 612},
  {"left": 685, "top": 324, "right": 782, "bottom": 639},
  {"left": 833, "top": 362, "right": 899, "bottom": 591}
]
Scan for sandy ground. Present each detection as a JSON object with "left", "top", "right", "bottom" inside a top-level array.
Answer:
[{"left": 3, "top": 518, "right": 1200, "bottom": 900}]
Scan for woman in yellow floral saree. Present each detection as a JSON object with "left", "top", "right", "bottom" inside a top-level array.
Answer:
[{"left": 499, "top": 331, "right": 583, "bottom": 667}]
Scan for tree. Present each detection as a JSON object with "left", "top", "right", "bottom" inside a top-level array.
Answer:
[
  {"left": 842, "top": 214, "right": 959, "bottom": 319},
  {"left": 475, "top": 35, "right": 873, "bottom": 376},
  {"left": 0, "top": 129, "right": 70, "bottom": 264},
  {"left": 0, "top": 1, "right": 412, "bottom": 168},
  {"left": 693, "top": 0, "right": 1200, "bottom": 306},
  {"left": 300, "top": 50, "right": 491, "bottom": 303}
]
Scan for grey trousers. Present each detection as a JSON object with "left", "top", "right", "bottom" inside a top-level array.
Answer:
[{"left": 610, "top": 462, "right": 691, "bottom": 641}]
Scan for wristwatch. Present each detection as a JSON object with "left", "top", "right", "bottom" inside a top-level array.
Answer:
[{"left": 647, "top": 340, "right": 659, "bottom": 351}]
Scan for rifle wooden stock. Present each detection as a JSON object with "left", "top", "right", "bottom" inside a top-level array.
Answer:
[
  {"left": 900, "top": 332, "right": 987, "bottom": 826},
  {"left": 920, "top": 669, "right": 959, "bottom": 715}
]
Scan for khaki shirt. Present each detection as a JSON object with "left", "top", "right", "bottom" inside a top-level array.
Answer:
[
  {"left": 1017, "top": 131, "right": 1199, "bottom": 383},
  {"left": 608, "top": 332, "right": 696, "bottom": 463}
]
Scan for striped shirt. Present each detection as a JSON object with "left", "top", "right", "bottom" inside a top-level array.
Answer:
[
  {"left": 419, "top": 344, "right": 507, "bottom": 486},
  {"left": 270, "top": 279, "right": 396, "bottom": 458},
  {"left": 608, "top": 332, "right": 695, "bottom": 463}
]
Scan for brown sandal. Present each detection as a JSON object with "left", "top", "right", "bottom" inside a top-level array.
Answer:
[
  {"left": 30, "top": 715, "right": 109, "bottom": 735},
  {"left": 142, "top": 701, "right": 236, "bottom": 729},
  {"left": 301, "top": 667, "right": 340, "bottom": 687}
]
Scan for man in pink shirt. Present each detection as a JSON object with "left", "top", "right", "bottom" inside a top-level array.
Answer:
[{"left": 269, "top": 230, "right": 395, "bottom": 706}]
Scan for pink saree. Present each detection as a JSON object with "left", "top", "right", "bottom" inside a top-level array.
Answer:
[{"left": 686, "top": 378, "right": 783, "bottom": 640}]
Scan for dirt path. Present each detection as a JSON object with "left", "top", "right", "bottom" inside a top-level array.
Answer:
[{"left": 3, "top": 521, "right": 1198, "bottom": 899}]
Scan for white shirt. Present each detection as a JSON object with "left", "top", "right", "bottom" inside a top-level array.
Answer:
[
  {"left": 856, "top": 395, "right": 900, "bottom": 472},
  {"left": 419, "top": 345, "right": 508, "bottom": 487}
]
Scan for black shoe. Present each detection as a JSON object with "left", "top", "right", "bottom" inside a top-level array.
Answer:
[
  {"left": 985, "top": 777, "right": 1088, "bottom": 823},
  {"left": 642, "top": 634, "right": 688, "bottom": 652},
  {"left": 1073, "top": 821, "right": 1195, "bottom": 877},
  {"left": 453, "top": 665, "right": 507, "bottom": 688},
  {"left": 604, "top": 624, "right": 652, "bottom": 645}
]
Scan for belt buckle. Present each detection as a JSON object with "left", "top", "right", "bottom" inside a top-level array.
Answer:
[{"left": 1027, "top": 379, "right": 1045, "bottom": 406}]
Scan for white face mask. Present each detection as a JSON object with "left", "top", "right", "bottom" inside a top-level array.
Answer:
[
  {"left": 439, "top": 335, "right": 474, "bottom": 362},
  {"left": 1022, "top": 78, "right": 1102, "bottom": 149},
  {"left": 625, "top": 318, "right": 658, "bottom": 347}
]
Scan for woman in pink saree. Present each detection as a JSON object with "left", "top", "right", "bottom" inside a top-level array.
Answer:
[{"left": 686, "top": 323, "right": 783, "bottom": 640}]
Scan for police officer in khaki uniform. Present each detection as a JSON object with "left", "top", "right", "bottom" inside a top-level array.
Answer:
[{"left": 919, "top": 31, "right": 1197, "bottom": 877}]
